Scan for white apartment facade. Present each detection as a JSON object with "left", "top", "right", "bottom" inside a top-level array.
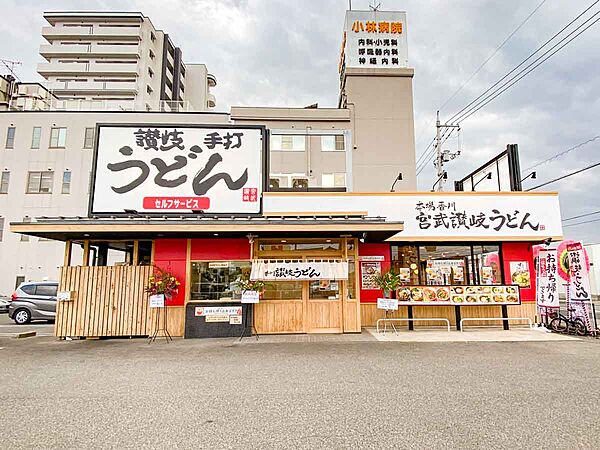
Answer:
[{"left": 37, "top": 11, "right": 216, "bottom": 112}]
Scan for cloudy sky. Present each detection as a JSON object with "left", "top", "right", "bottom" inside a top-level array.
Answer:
[{"left": 2, "top": 0, "right": 599, "bottom": 243}]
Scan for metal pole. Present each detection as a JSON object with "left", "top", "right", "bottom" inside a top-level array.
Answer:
[{"left": 435, "top": 111, "right": 443, "bottom": 191}]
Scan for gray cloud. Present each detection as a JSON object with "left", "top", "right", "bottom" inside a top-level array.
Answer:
[{"left": 2, "top": 0, "right": 599, "bottom": 242}]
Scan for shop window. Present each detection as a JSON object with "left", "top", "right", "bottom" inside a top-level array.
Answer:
[
  {"left": 269, "top": 178, "right": 281, "bottom": 189},
  {"left": 472, "top": 245, "right": 502, "bottom": 285},
  {"left": 292, "top": 177, "right": 308, "bottom": 189},
  {"left": 321, "top": 135, "right": 345, "bottom": 152},
  {"left": 262, "top": 281, "right": 303, "bottom": 300},
  {"left": 347, "top": 258, "right": 356, "bottom": 300},
  {"left": 190, "top": 261, "right": 251, "bottom": 301},
  {"left": 418, "top": 245, "right": 472, "bottom": 285},
  {"left": 258, "top": 240, "right": 340, "bottom": 252},
  {"left": 391, "top": 245, "right": 420, "bottom": 285},
  {"left": 309, "top": 279, "right": 340, "bottom": 300},
  {"left": 137, "top": 241, "right": 152, "bottom": 265},
  {"left": 15, "top": 275, "right": 25, "bottom": 289}
]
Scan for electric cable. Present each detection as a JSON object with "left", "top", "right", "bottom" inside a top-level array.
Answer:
[
  {"left": 454, "top": 11, "right": 600, "bottom": 124},
  {"left": 521, "top": 135, "right": 600, "bottom": 173},
  {"left": 439, "top": 0, "right": 548, "bottom": 113},
  {"left": 446, "top": 0, "right": 600, "bottom": 124},
  {"left": 526, "top": 161, "right": 600, "bottom": 191},
  {"left": 562, "top": 209, "right": 600, "bottom": 221}
]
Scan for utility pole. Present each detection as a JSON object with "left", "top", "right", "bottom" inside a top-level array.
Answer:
[{"left": 434, "top": 110, "right": 461, "bottom": 191}]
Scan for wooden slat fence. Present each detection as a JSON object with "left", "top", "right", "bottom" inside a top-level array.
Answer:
[{"left": 56, "top": 265, "right": 153, "bottom": 338}]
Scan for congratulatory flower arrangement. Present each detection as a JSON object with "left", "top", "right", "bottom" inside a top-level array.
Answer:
[{"left": 146, "top": 266, "right": 180, "bottom": 299}]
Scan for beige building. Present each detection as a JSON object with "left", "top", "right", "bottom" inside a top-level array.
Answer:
[{"left": 37, "top": 11, "right": 217, "bottom": 111}]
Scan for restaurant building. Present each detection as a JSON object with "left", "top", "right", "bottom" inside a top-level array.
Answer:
[
  {"left": 9, "top": 123, "right": 563, "bottom": 338},
  {"left": 6, "top": 9, "right": 564, "bottom": 337}
]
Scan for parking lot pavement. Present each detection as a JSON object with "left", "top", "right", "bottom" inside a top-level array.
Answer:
[
  {"left": 1, "top": 335, "right": 600, "bottom": 449},
  {"left": 0, "top": 313, "right": 55, "bottom": 336}
]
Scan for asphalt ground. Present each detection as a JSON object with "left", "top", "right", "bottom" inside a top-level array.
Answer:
[
  {"left": 1, "top": 334, "right": 599, "bottom": 449},
  {"left": 0, "top": 313, "right": 55, "bottom": 336}
]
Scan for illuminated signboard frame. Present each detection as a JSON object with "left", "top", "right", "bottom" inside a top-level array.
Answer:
[{"left": 89, "top": 123, "right": 268, "bottom": 217}]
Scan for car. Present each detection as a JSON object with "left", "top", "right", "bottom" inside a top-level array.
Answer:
[
  {"left": 8, "top": 281, "right": 59, "bottom": 324},
  {"left": 0, "top": 295, "right": 9, "bottom": 314}
]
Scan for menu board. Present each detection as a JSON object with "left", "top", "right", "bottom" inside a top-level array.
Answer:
[
  {"left": 361, "top": 261, "right": 381, "bottom": 290},
  {"left": 395, "top": 285, "right": 520, "bottom": 306}
]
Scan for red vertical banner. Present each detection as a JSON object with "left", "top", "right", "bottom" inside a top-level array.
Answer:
[{"left": 567, "top": 242, "right": 593, "bottom": 330}]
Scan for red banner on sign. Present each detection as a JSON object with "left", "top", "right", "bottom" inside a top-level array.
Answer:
[{"left": 142, "top": 197, "right": 210, "bottom": 210}]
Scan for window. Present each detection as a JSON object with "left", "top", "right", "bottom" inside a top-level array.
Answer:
[
  {"left": 5, "top": 127, "right": 15, "bottom": 149},
  {"left": 150, "top": 32, "right": 156, "bottom": 42},
  {"left": 149, "top": 49, "right": 155, "bottom": 59},
  {"left": 418, "top": 245, "right": 472, "bottom": 285},
  {"left": 309, "top": 279, "right": 340, "bottom": 300},
  {"left": 321, "top": 173, "right": 346, "bottom": 188},
  {"left": 61, "top": 171, "right": 71, "bottom": 194},
  {"left": 83, "top": 128, "right": 94, "bottom": 148},
  {"left": 49, "top": 127, "right": 67, "bottom": 148},
  {"left": 20, "top": 217, "right": 31, "bottom": 242},
  {"left": 26, "top": 171, "right": 53, "bottom": 194},
  {"left": 146, "top": 85, "right": 153, "bottom": 94},
  {"left": 473, "top": 245, "right": 502, "bottom": 285},
  {"left": 20, "top": 284, "right": 35, "bottom": 295},
  {"left": 321, "top": 135, "right": 345, "bottom": 152},
  {"left": 271, "top": 135, "right": 305, "bottom": 151},
  {"left": 31, "top": 127, "right": 42, "bottom": 149},
  {"left": 0, "top": 217, "right": 4, "bottom": 242},
  {"left": 391, "top": 245, "right": 420, "bottom": 285},
  {"left": 269, "top": 178, "right": 280, "bottom": 189},
  {"left": 36, "top": 284, "right": 58, "bottom": 297},
  {"left": 0, "top": 172, "right": 9, "bottom": 194},
  {"left": 262, "top": 281, "right": 303, "bottom": 300},
  {"left": 190, "top": 261, "right": 252, "bottom": 301},
  {"left": 148, "top": 67, "right": 154, "bottom": 78}
]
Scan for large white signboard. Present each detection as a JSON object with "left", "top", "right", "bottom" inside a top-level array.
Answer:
[
  {"left": 263, "top": 193, "right": 563, "bottom": 240},
  {"left": 341, "top": 10, "right": 408, "bottom": 70},
  {"left": 91, "top": 125, "right": 264, "bottom": 214}
]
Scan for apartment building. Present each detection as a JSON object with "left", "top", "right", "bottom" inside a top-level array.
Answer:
[{"left": 37, "top": 11, "right": 217, "bottom": 111}]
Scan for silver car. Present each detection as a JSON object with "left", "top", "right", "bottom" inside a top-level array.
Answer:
[
  {"left": 0, "top": 295, "right": 9, "bottom": 314},
  {"left": 8, "top": 282, "right": 58, "bottom": 324}
]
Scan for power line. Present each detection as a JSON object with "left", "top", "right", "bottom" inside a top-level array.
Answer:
[
  {"left": 563, "top": 217, "right": 600, "bottom": 227},
  {"left": 416, "top": 128, "right": 456, "bottom": 176},
  {"left": 454, "top": 11, "right": 600, "bottom": 124},
  {"left": 438, "top": 0, "right": 548, "bottom": 113},
  {"left": 521, "top": 135, "right": 600, "bottom": 173},
  {"left": 562, "top": 209, "right": 600, "bottom": 221},
  {"left": 526, "top": 161, "right": 600, "bottom": 191},
  {"left": 446, "top": 0, "right": 600, "bottom": 124}
]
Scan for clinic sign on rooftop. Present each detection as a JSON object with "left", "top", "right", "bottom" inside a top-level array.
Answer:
[{"left": 340, "top": 10, "right": 409, "bottom": 71}]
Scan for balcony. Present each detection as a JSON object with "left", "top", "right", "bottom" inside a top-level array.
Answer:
[
  {"left": 37, "top": 62, "right": 139, "bottom": 77},
  {"left": 41, "top": 26, "right": 141, "bottom": 41},
  {"left": 207, "top": 73, "right": 217, "bottom": 88},
  {"left": 40, "top": 43, "right": 140, "bottom": 59},
  {"left": 207, "top": 93, "right": 216, "bottom": 108},
  {"left": 45, "top": 80, "right": 138, "bottom": 95}
]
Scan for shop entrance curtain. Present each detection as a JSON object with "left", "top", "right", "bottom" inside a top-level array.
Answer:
[{"left": 250, "top": 259, "right": 348, "bottom": 281}]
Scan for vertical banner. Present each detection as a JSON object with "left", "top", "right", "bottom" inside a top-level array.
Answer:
[
  {"left": 537, "top": 249, "right": 559, "bottom": 314},
  {"left": 567, "top": 242, "right": 592, "bottom": 329}
]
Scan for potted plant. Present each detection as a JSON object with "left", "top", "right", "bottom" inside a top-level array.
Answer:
[
  {"left": 373, "top": 270, "right": 400, "bottom": 298},
  {"left": 146, "top": 266, "right": 181, "bottom": 301},
  {"left": 234, "top": 275, "right": 266, "bottom": 298}
]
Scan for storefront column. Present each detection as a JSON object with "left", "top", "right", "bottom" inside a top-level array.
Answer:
[
  {"left": 132, "top": 240, "right": 139, "bottom": 265},
  {"left": 63, "top": 240, "right": 72, "bottom": 267}
]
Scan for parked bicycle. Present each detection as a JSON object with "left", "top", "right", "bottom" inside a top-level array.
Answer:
[{"left": 549, "top": 308, "right": 588, "bottom": 336}]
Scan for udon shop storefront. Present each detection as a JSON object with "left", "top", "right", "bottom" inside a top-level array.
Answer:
[{"left": 10, "top": 124, "right": 564, "bottom": 338}]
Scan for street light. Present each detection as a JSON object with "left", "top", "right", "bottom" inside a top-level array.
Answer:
[
  {"left": 521, "top": 171, "right": 537, "bottom": 182},
  {"left": 431, "top": 171, "right": 448, "bottom": 192},
  {"left": 390, "top": 172, "right": 403, "bottom": 192},
  {"left": 471, "top": 172, "right": 492, "bottom": 191}
]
